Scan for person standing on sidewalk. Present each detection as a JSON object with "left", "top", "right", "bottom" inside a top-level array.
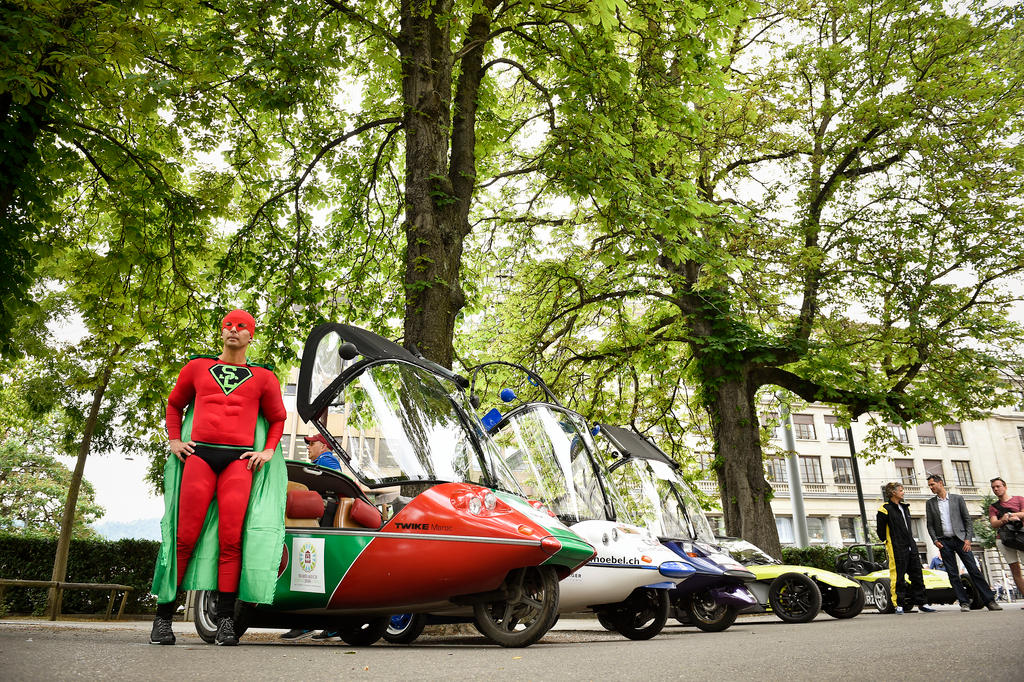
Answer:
[
  {"left": 988, "top": 477, "right": 1024, "bottom": 609},
  {"left": 877, "top": 482, "right": 935, "bottom": 614},
  {"left": 925, "top": 474, "right": 1001, "bottom": 612},
  {"left": 150, "top": 309, "right": 287, "bottom": 646}
]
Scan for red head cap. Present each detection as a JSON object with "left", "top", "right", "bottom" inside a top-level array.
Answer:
[
  {"left": 304, "top": 433, "right": 330, "bottom": 448},
  {"left": 222, "top": 309, "right": 256, "bottom": 337}
]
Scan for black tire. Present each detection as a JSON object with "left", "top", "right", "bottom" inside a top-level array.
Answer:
[
  {"left": 609, "top": 589, "right": 669, "bottom": 641},
  {"left": 383, "top": 613, "right": 427, "bottom": 644},
  {"left": 596, "top": 611, "right": 617, "bottom": 631},
  {"left": 824, "top": 586, "right": 865, "bottom": 619},
  {"left": 960, "top": 577, "right": 984, "bottom": 609},
  {"left": 193, "top": 590, "right": 249, "bottom": 644},
  {"left": 338, "top": 617, "right": 389, "bottom": 646},
  {"left": 768, "top": 573, "right": 822, "bottom": 623},
  {"left": 473, "top": 566, "right": 559, "bottom": 648},
  {"left": 684, "top": 590, "right": 739, "bottom": 632},
  {"left": 872, "top": 579, "right": 894, "bottom": 614}
]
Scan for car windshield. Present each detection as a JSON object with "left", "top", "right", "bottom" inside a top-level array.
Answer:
[
  {"left": 490, "top": 405, "right": 609, "bottom": 523},
  {"left": 716, "top": 537, "right": 780, "bottom": 566},
  {"left": 319, "top": 360, "right": 503, "bottom": 487},
  {"left": 605, "top": 456, "right": 716, "bottom": 543}
]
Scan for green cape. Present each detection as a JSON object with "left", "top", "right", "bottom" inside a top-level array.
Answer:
[{"left": 150, "top": 406, "right": 286, "bottom": 604}]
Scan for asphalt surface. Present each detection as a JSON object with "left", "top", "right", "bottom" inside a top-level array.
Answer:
[{"left": 2, "top": 603, "right": 1021, "bottom": 681}]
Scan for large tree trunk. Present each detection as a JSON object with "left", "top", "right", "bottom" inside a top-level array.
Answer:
[
  {"left": 46, "top": 362, "right": 112, "bottom": 619},
  {"left": 398, "top": 0, "right": 494, "bottom": 368},
  {"left": 398, "top": 0, "right": 462, "bottom": 368},
  {"left": 708, "top": 373, "right": 783, "bottom": 558}
]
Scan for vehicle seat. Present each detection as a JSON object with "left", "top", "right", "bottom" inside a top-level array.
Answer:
[
  {"left": 286, "top": 489, "right": 325, "bottom": 527},
  {"left": 334, "top": 497, "right": 383, "bottom": 529}
]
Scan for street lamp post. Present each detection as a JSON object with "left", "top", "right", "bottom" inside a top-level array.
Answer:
[
  {"left": 779, "top": 399, "right": 809, "bottom": 547},
  {"left": 845, "top": 424, "right": 873, "bottom": 562}
]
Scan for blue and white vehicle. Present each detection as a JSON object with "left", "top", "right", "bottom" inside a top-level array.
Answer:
[
  {"left": 467, "top": 362, "right": 695, "bottom": 640},
  {"left": 596, "top": 424, "right": 758, "bottom": 631}
]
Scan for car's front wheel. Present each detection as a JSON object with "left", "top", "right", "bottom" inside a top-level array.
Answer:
[
  {"left": 193, "top": 590, "right": 249, "bottom": 644},
  {"left": 872, "top": 579, "right": 895, "bottom": 613},
  {"left": 768, "top": 573, "right": 822, "bottom": 623},
  {"left": 473, "top": 566, "right": 559, "bottom": 648},
  {"left": 383, "top": 613, "right": 427, "bottom": 644},
  {"left": 684, "top": 590, "right": 738, "bottom": 632},
  {"left": 607, "top": 588, "right": 669, "bottom": 640}
]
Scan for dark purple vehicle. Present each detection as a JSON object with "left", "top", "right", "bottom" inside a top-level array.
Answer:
[{"left": 596, "top": 425, "right": 758, "bottom": 632}]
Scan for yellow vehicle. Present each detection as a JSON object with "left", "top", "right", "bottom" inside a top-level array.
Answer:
[
  {"left": 717, "top": 538, "right": 865, "bottom": 623},
  {"left": 835, "top": 544, "right": 982, "bottom": 613}
]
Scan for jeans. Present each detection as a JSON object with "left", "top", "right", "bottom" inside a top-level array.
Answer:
[{"left": 937, "top": 536, "right": 996, "bottom": 606}]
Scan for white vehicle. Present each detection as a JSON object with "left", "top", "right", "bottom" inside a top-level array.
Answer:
[{"left": 471, "top": 364, "right": 693, "bottom": 639}]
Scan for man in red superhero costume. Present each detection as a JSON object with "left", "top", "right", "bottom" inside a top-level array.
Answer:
[{"left": 150, "top": 309, "right": 286, "bottom": 646}]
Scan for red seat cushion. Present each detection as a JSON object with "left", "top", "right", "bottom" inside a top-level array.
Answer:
[
  {"left": 286, "top": 490, "right": 324, "bottom": 519},
  {"left": 349, "top": 498, "right": 383, "bottom": 529}
]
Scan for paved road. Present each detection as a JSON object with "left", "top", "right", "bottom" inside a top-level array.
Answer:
[{"left": 2, "top": 605, "right": 1021, "bottom": 681}]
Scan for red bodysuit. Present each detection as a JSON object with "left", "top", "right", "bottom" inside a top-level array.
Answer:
[{"left": 166, "top": 356, "right": 286, "bottom": 592}]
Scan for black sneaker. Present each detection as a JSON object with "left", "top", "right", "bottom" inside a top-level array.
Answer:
[
  {"left": 215, "top": 617, "right": 239, "bottom": 646},
  {"left": 150, "top": 616, "right": 175, "bottom": 645},
  {"left": 280, "top": 628, "right": 313, "bottom": 640}
]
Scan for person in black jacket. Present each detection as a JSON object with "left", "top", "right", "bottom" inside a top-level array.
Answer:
[{"left": 877, "top": 482, "right": 934, "bottom": 614}]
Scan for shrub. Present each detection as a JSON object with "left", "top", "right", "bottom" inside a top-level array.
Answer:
[
  {"left": 782, "top": 545, "right": 849, "bottom": 571},
  {"left": 0, "top": 534, "right": 159, "bottom": 616}
]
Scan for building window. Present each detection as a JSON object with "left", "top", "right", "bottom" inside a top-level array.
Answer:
[
  {"left": 280, "top": 434, "right": 295, "bottom": 459},
  {"left": 953, "top": 460, "right": 974, "bottom": 487},
  {"left": 832, "top": 457, "right": 854, "bottom": 485},
  {"left": 1018, "top": 426, "right": 1024, "bottom": 451},
  {"left": 799, "top": 456, "right": 824, "bottom": 483},
  {"left": 895, "top": 459, "right": 917, "bottom": 486},
  {"left": 824, "top": 415, "right": 847, "bottom": 441},
  {"left": 889, "top": 423, "right": 910, "bottom": 444},
  {"left": 923, "top": 459, "right": 943, "bottom": 482},
  {"left": 916, "top": 422, "right": 937, "bottom": 445},
  {"left": 766, "top": 457, "right": 788, "bottom": 482},
  {"left": 839, "top": 517, "right": 864, "bottom": 543},
  {"left": 776, "top": 517, "right": 794, "bottom": 544},
  {"left": 284, "top": 383, "right": 297, "bottom": 396},
  {"left": 761, "top": 412, "right": 780, "bottom": 439},
  {"left": 792, "top": 414, "right": 816, "bottom": 440},
  {"left": 944, "top": 423, "right": 965, "bottom": 446},
  {"left": 806, "top": 517, "right": 828, "bottom": 543}
]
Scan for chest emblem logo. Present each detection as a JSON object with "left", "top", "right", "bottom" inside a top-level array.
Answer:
[{"left": 209, "top": 365, "right": 253, "bottom": 395}]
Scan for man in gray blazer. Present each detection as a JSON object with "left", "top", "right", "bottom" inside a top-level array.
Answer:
[{"left": 925, "top": 474, "right": 1000, "bottom": 611}]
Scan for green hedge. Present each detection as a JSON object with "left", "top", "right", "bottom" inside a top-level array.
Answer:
[
  {"left": 781, "top": 545, "right": 850, "bottom": 572},
  {"left": 0, "top": 534, "right": 159, "bottom": 616}
]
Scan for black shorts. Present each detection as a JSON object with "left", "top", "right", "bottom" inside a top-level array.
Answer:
[{"left": 192, "top": 444, "right": 250, "bottom": 475}]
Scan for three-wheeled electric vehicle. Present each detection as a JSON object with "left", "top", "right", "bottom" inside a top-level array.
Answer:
[
  {"left": 596, "top": 424, "right": 758, "bottom": 632},
  {"left": 465, "top": 363, "right": 695, "bottom": 640},
  {"left": 193, "top": 324, "right": 595, "bottom": 648}
]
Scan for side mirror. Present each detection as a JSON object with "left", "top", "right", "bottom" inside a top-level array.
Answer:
[{"left": 339, "top": 342, "right": 359, "bottom": 360}]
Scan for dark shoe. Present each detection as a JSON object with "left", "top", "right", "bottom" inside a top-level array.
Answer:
[
  {"left": 960, "top": 603, "right": 971, "bottom": 612},
  {"left": 215, "top": 617, "right": 239, "bottom": 646},
  {"left": 919, "top": 605, "right": 936, "bottom": 613},
  {"left": 280, "top": 628, "right": 313, "bottom": 640},
  {"left": 986, "top": 601, "right": 1003, "bottom": 611},
  {"left": 150, "top": 615, "right": 175, "bottom": 645},
  {"left": 311, "top": 630, "right": 340, "bottom": 640}
]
